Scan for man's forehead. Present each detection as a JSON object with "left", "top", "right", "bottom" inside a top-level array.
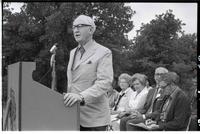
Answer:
[
  {"left": 156, "top": 70, "right": 165, "bottom": 73},
  {"left": 73, "top": 15, "right": 95, "bottom": 26}
]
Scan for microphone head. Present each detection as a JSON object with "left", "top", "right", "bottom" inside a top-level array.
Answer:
[{"left": 50, "top": 43, "right": 58, "bottom": 53}]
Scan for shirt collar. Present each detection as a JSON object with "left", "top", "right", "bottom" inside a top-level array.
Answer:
[
  {"left": 134, "top": 86, "right": 148, "bottom": 95},
  {"left": 142, "top": 86, "right": 148, "bottom": 92},
  {"left": 77, "top": 39, "right": 94, "bottom": 52},
  {"left": 120, "top": 87, "right": 131, "bottom": 95}
]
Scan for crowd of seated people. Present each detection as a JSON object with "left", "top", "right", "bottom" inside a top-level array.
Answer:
[
  {"left": 107, "top": 67, "right": 196, "bottom": 131},
  {"left": 108, "top": 73, "right": 151, "bottom": 130}
]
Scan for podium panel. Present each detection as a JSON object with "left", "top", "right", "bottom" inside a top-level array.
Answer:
[{"left": 5, "top": 62, "right": 80, "bottom": 130}]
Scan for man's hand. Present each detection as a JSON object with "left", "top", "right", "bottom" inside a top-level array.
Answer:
[
  {"left": 146, "top": 124, "right": 159, "bottom": 130},
  {"left": 145, "top": 119, "right": 157, "bottom": 126},
  {"left": 110, "top": 110, "right": 121, "bottom": 115},
  {"left": 63, "top": 93, "right": 82, "bottom": 107},
  {"left": 129, "top": 110, "right": 142, "bottom": 119},
  {"left": 117, "top": 111, "right": 129, "bottom": 119}
]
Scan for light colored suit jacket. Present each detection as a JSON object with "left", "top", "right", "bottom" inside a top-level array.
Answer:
[{"left": 67, "top": 40, "right": 113, "bottom": 127}]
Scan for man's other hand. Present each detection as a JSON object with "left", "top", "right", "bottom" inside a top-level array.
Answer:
[{"left": 63, "top": 93, "right": 81, "bottom": 107}]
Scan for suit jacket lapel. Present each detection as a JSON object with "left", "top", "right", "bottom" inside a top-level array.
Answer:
[
  {"left": 148, "top": 88, "right": 159, "bottom": 113},
  {"left": 73, "top": 42, "right": 97, "bottom": 70},
  {"left": 69, "top": 49, "right": 76, "bottom": 70},
  {"left": 67, "top": 48, "right": 77, "bottom": 86}
]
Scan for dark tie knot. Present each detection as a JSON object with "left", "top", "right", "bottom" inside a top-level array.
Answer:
[
  {"left": 79, "top": 46, "right": 85, "bottom": 53},
  {"left": 78, "top": 45, "right": 85, "bottom": 59},
  {"left": 158, "top": 89, "right": 163, "bottom": 94}
]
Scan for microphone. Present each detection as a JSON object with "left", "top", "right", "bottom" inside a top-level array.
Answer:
[
  {"left": 50, "top": 43, "right": 58, "bottom": 53},
  {"left": 50, "top": 43, "right": 58, "bottom": 67},
  {"left": 50, "top": 43, "right": 57, "bottom": 90}
]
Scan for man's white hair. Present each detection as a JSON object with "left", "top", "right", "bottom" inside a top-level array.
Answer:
[
  {"left": 155, "top": 67, "right": 168, "bottom": 74},
  {"left": 73, "top": 15, "right": 96, "bottom": 32}
]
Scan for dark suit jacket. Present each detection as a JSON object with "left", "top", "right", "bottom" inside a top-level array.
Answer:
[
  {"left": 157, "top": 89, "right": 191, "bottom": 131},
  {"left": 138, "top": 86, "right": 191, "bottom": 131},
  {"left": 139, "top": 87, "right": 165, "bottom": 120},
  {"left": 138, "top": 88, "right": 157, "bottom": 114}
]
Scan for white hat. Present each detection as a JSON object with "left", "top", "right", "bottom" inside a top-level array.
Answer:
[{"left": 73, "top": 15, "right": 96, "bottom": 31}]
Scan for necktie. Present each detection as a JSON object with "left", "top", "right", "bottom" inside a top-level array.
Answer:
[
  {"left": 79, "top": 45, "right": 85, "bottom": 59},
  {"left": 71, "top": 46, "right": 85, "bottom": 70},
  {"left": 156, "top": 88, "right": 163, "bottom": 98},
  {"left": 114, "top": 93, "right": 125, "bottom": 111},
  {"left": 152, "top": 89, "right": 165, "bottom": 112}
]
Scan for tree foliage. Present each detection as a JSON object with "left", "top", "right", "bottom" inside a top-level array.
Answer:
[
  {"left": 125, "top": 10, "right": 197, "bottom": 93},
  {"left": 2, "top": 2, "right": 134, "bottom": 93},
  {"left": 2, "top": 3, "right": 197, "bottom": 100}
]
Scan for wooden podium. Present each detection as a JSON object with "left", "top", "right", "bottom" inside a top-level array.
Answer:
[{"left": 3, "top": 62, "right": 80, "bottom": 131}]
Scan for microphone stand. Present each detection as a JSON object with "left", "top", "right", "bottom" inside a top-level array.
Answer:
[{"left": 50, "top": 46, "right": 57, "bottom": 91}]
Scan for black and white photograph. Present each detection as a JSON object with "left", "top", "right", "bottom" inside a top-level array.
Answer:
[{"left": 1, "top": 1, "right": 198, "bottom": 131}]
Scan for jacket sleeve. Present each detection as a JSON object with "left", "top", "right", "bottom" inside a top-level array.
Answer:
[
  {"left": 80, "top": 49, "right": 113, "bottom": 104},
  {"left": 158, "top": 93, "right": 191, "bottom": 130},
  {"left": 139, "top": 88, "right": 154, "bottom": 114}
]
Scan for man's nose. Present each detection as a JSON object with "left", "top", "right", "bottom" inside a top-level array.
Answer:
[{"left": 73, "top": 28, "right": 78, "bottom": 31}]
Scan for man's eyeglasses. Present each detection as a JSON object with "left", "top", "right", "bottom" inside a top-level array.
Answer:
[
  {"left": 155, "top": 73, "right": 165, "bottom": 76},
  {"left": 119, "top": 81, "right": 128, "bottom": 84},
  {"left": 72, "top": 24, "right": 91, "bottom": 30}
]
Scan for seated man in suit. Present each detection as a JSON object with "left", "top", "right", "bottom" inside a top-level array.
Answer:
[
  {"left": 125, "top": 72, "right": 191, "bottom": 131},
  {"left": 188, "top": 77, "right": 197, "bottom": 130}
]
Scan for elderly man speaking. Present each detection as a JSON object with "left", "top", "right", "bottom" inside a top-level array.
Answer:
[{"left": 63, "top": 15, "right": 113, "bottom": 131}]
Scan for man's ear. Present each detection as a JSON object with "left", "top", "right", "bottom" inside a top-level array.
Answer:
[{"left": 89, "top": 27, "right": 95, "bottom": 34}]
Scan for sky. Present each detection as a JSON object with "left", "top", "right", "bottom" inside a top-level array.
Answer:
[
  {"left": 8, "top": 2, "right": 197, "bottom": 39},
  {"left": 125, "top": 3, "right": 197, "bottom": 39}
]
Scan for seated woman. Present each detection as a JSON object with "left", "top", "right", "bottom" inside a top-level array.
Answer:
[
  {"left": 118, "top": 73, "right": 149, "bottom": 130},
  {"left": 110, "top": 73, "right": 133, "bottom": 130},
  {"left": 125, "top": 73, "right": 150, "bottom": 114}
]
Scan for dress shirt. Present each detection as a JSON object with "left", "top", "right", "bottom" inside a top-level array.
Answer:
[
  {"left": 128, "top": 86, "right": 149, "bottom": 110},
  {"left": 115, "top": 87, "right": 134, "bottom": 112}
]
